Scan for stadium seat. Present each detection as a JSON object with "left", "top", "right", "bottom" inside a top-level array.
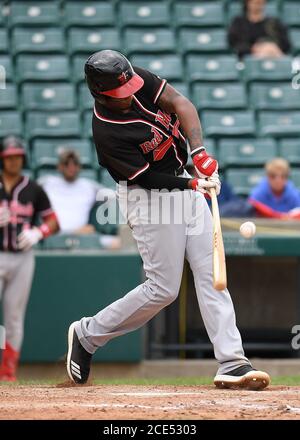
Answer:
[
  {"left": 250, "top": 83, "right": 300, "bottom": 110},
  {"left": 186, "top": 55, "right": 241, "bottom": 82},
  {"left": 0, "top": 83, "right": 17, "bottom": 109},
  {"left": 283, "top": 1, "right": 300, "bottom": 27},
  {"left": 22, "top": 83, "right": 76, "bottom": 110},
  {"left": 16, "top": 55, "right": 70, "bottom": 82},
  {"left": 192, "top": 83, "right": 247, "bottom": 110},
  {"left": 201, "top": 110, "right": 255, "bottom": 137},
  {"left": 169, "top": 82, "right": 189, "bottom": 99},
  {"left": 290, "top": 29, "right": 300, "bottom": 54},
  {"left": 68, "top": 28, "right": 121, "bottom": 55},
  {"left": 278, "top": 139, "right": 300, "bottom": 165},
  {"left": 243, "top": 56, "right": 293, "bottom": 82},
  {"left": 290, "top": 170, "right": 300, "bottom": 190},
  {"left": 0, "top": 29, "right": 8, "bottom": 52},
  {"left": 0, "top": 55, "right": 13, "bottom": 81},
  {"left": 227, "top": 0, "right": 279, "bottom": 22},
  {"left": 258, "top": 111, "right": 300, "bottom": 137},
  {"left": 225, "top": 168, "right": 264, "bottom": 196},
  {"left": 218, "top": 138, "right": 278, "bottom": 168},
  {"left": 79, "top": 82, "right": 94, "bottom": 111},
  {"left": 64, "top": 2, "right": 115, "bottom": 28},
  {"left": 32, "top": 139, "right": 93, "bottom": 169},
  {"left": 8, "top": 1, "right": 60, "bottom": 27},
  {"left": 12, "top": 28, "right": 64, "bottom": 54},
  {"left": 130, "top": 55, "right": 183, "bottom": 81},
  {"left": 179, "top": 28, "right": 228, "bottom": 53},
  {"left": 83, "top": 110, "right": 93, "bottom": 138},
  {"left": 26, "top": 111, "right": 81, "bottom": 140},
  {"left": 124, "top": 29, "right": 176, "bottom": 54},
  {"left": 72, "top": 55, "right": 87, "bottom": 83},
  {"left": 174, "top": 1, "right": 225, "bottom": 27},
  {"left": 120, "top": 2, "right": 170, "bottom": 27},
  {"left": 0, "top": 2, "right": 5, "bottom": 26},
  {"left": 0, "top": 111, "right": 22, "bottom": 137},
  {"left": 44, "top": 234, "right": 102, "bottom": 250}
]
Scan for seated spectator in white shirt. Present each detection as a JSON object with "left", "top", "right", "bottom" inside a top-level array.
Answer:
[{"left": 39, "top": 149, "right": 120, "bottom": 248}]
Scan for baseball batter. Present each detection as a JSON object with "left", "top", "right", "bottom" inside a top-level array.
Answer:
[
  {"left": 67, "top": 50, "right": 270, "bottom": 390},
  {"left": 0, "top": 136, "right": 59, "bottom": 382}
]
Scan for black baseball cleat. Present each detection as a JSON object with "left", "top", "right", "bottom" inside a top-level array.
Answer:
[
  {"left": 214, "top": 364, "right": 270, "bottom": 391},
  {"left": 66, "top": 321, "right": 92, "bottom": 384}
]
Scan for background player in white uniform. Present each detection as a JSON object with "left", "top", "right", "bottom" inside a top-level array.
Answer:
[
  {"left": 0, "top": 136, "right": 60, "bottom": 382},
  {"left": 67, "top": 50, "right": 270, "bottom": 390}
]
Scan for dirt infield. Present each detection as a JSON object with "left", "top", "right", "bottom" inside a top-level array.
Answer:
[{"left": 0, "top": 384, "right": 300, "bottom": 420}]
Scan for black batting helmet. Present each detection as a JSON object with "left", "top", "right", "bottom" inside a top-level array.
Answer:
[
  {"left": 0, "top": 136, "right": 27, "bottom": 168},
  {"left": 85, "top": 50, "right": 144, "bottom": 99}
]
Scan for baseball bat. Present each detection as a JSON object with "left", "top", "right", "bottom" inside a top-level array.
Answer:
[{"left": 210, "top": 187, "right": 227, "bottom": 291}]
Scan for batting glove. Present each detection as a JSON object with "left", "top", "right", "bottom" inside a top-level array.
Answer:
[
  {"left": 190, "top": 177, "right": 218, "bottom": 195},
  {"left": 0, "top": 206, "right": 10, "bottom": 228},
  {"left": 17, "top": 227, "right": 43, "bottom": 251},
  {"left": 208, "top": 170, "right": 221, "bottom": 196},
  {"left": 192, "top": 148, "right": 218, "bottom": 178}
]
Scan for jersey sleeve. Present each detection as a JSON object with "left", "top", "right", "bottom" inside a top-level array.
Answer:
[
  {"left": 98, "top": 139, "right": 150, "bottom": 182},
  {"left": 34, "top": 183, "right": 54, "bottom": 217},
  {"left": 134, "top": 66, "right": 167, "bottom": 104}
]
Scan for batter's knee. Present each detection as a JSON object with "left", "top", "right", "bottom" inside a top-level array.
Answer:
[{"left": 144, "top": 278, "right": 181, "bottom": 305}]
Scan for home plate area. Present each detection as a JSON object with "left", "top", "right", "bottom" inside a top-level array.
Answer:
[{"left": 1, "top": 385, "right": 300, "bottom": 420}]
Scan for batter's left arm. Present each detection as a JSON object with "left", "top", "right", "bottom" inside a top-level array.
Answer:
[{"left": 158, "top": 84, "right": 218, "bottom": 178}]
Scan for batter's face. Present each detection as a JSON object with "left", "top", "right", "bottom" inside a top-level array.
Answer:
[
  {"left": 59, "top": 158, "right": 81, "bottom": 182},
  {"left": 99, "top": 95, "right": 133, "bottom": 113},
  {"left": 2, "top": 155, "right": 24, "bottom": 176}
]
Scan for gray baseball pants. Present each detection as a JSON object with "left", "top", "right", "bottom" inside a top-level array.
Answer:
[{"left": 75, "top": 175, "right": 250, "bottom": 375}]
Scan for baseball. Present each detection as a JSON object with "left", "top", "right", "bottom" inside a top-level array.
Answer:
[{"left": 239, "top": 221, "right": 256, "bottom": 239}]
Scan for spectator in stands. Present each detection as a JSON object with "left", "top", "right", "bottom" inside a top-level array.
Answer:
[
  {"left": 249, "top": 158, "right": 300, "bottom": 219},
  {"left": 39, "top": 149, "right": 120, "bottom": 248},
  {"left": 228, "top": 0, "right": 290, "bottom": 58}
]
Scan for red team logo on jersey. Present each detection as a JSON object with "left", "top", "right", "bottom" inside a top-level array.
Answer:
[
  {"left": 140, "top": 127, "right": 174, "bottom": 162},
  {"left": 155, "top": 110, "right": 172, "bottom": 130}
]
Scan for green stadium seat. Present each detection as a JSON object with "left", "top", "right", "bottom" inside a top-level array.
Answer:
[
  {"left": 290, "top": 29, "right": 300, "bottom": 54},
  {"left": 290, "top": 170, "right": 300, "bottom": 190},
  {"left": 64, "top": 2, "right": 115, "bottom": 27},
  {"left": 169, "top": 82, "right": 189, "bottom": 99},
  {"left": 0, "top": 29, "right": 8, "bottom": 52},
  {"left": 227, "top": 0, "right": 279, "bottom": 22},
  {"left": 130, "top": 55, "right": 183, "bottom": 81},
  {"left": 22, "top": 83, "right": 76, "bottom": 110},
  {"left": 179, "top": 29, "right": 228, "bottom": 53},
  {"left": 32, "top": 139, "right": 93, "bottom": 169},
  {"left": 26, "top": 111, "right": 81, "bottom": 140},
  {"left": 0, "top": 111, "right": 22, "bottom": 137},
  {"left": 42, "top": 233, "right": 102, "bottom": 250},
  {"left": 68, "top": 29, "right": 121, "bottom": 55},
  {"left": 16, "top": 55, "right": 70, "bottom": 82},
  {"left": 202, "top": 110, "right": 255, "bottom": 137},
  {"left": 124, "top": 29, "right": 176, "bottom": 54},
  {"left": 12, "top": 28, "right": 64, "bottom": 54},
  {"left": 8, "top": 1, "right": 60, "bottom": 27},
  {"left": 0, "top": 2, "right": 5, "bottom": 26},
  {"left": 79, "top": 82, "right": 94, "bottom": 110},
  {"left": 250, "top": 82, "right": 300, "bottom": 110},
  {"left": 0, "top": 83, "right": 17, "bottom": 109},
  {"left": 225, "top": 168, "right": 264, "bottom": 196},
  {"left": 120, "top": 2, "right": 170, "bottom": 27},
  {"left": 258, "top": 111, "right": 300, "bottom": 137},
  {"left": 83, "top": 110, "right": 93, "bottom": 138},
  {"left": 186, "top": 55, "right": 241, "bottom": 82},
  {"left": 283, "top": 2, "right": 300, "bottom": 26},
  {"left": 72, "top": 55, "right": 88, "bottom": 83},
  {"left": 0, "top": 55, "right": 13, "bottom": 80},
  {"left": 218, "top": 138, "right": 277, "bottom": 168},
  {"left": 243, "top": 56, "right": 293, "bottom": 82},
  {"left": 278, "top": 139, "right": 300, "bottom": 165},
  {"left": 174, "top": 2, "right": 225, "bottom": 27},
  {"left": 192, "top": 83, "right": 247, "bottom": 110}
]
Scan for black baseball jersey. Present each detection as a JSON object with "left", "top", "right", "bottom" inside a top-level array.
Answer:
[
  {"left": 92, "top": 67, "right": 188, "bottom": 184},
  {"left": 0, "top": 175, "right": 53, "bottom": 252}
]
